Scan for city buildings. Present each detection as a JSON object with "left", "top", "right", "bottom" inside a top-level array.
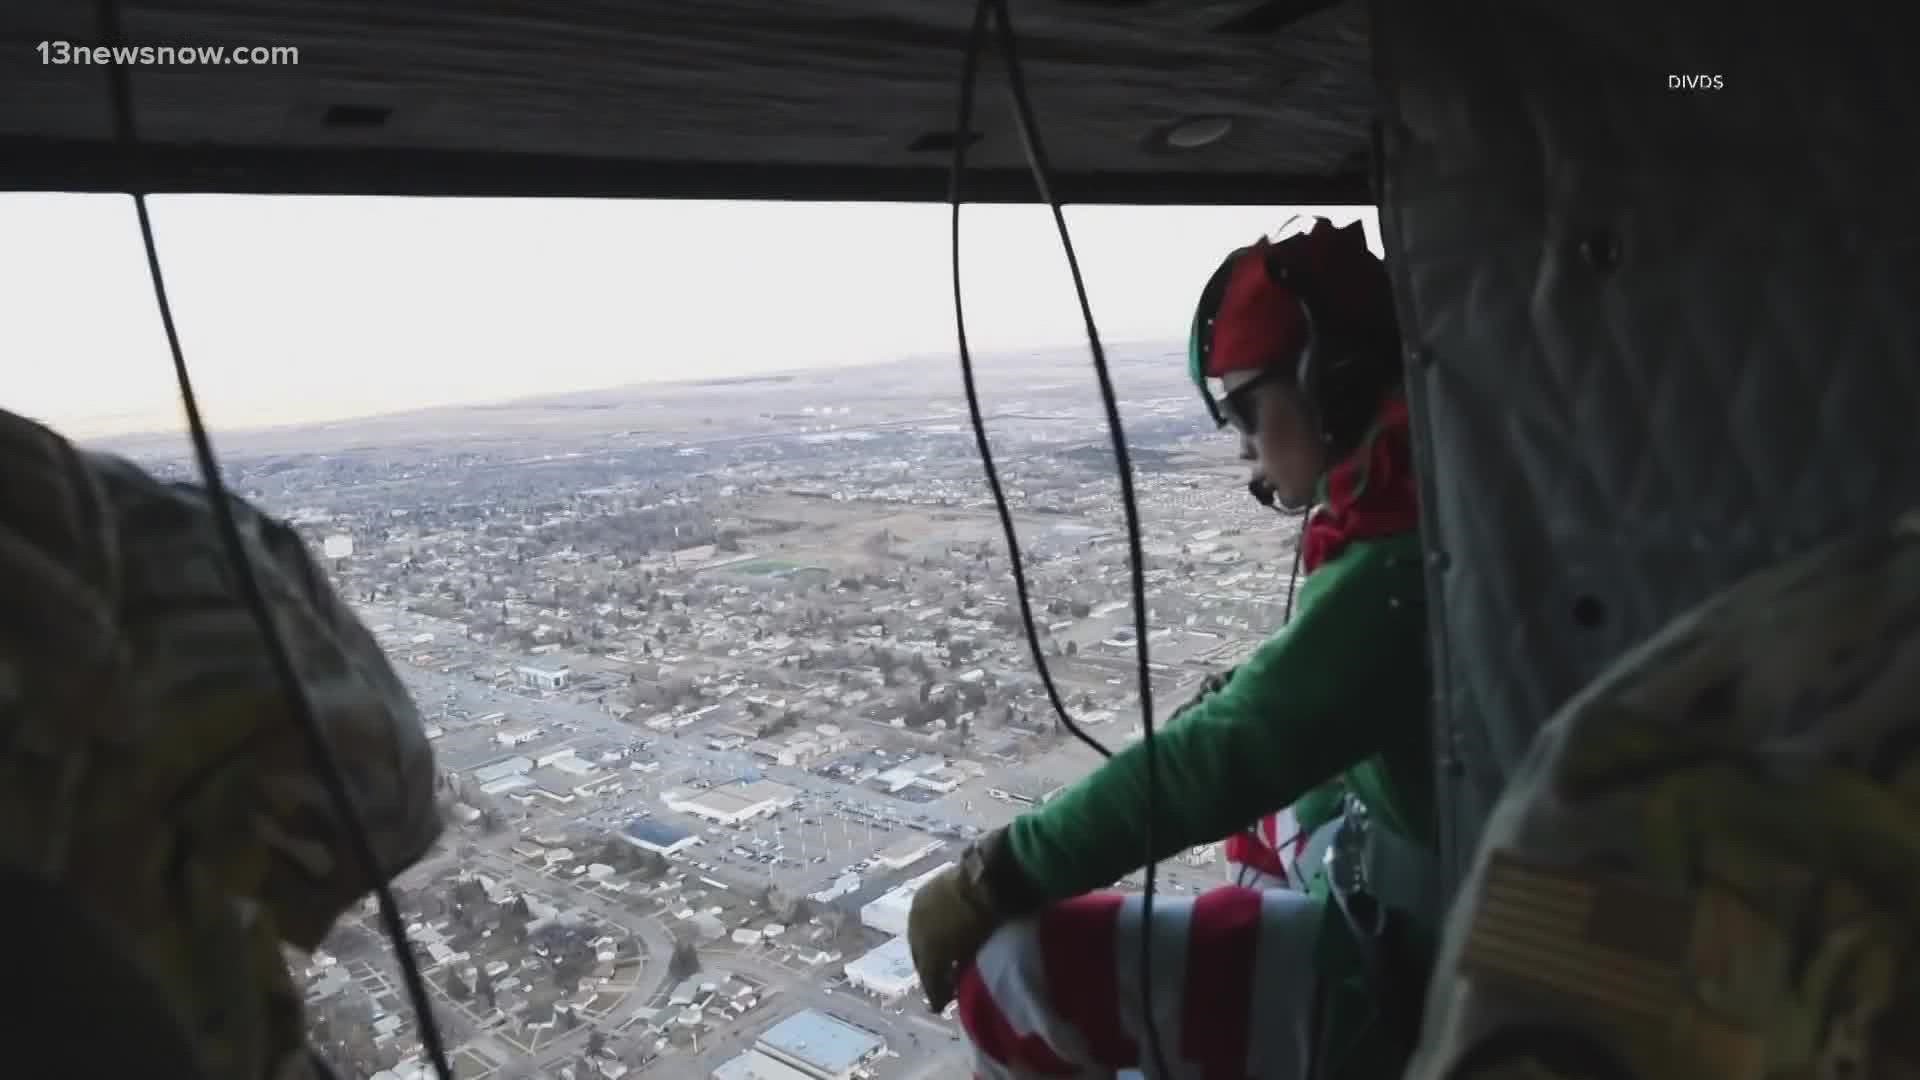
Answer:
[
  {"left": 621, "top": 818, "right": 701, "bottom": 856},
  {"left": 495, "top": 723, "right": 545, "bottom": 747},
  {"left": 251, "top": 349, "right": 1293, "bottom": 1079},
  {"left": 516, "top": 664, "right": 571, "bottom": 690},
  {"left": 663, "top": 779, "right": 801, "bottom": 825},
  {"left": 871, "top": 835, "right": 944, "bottom": 871},
  {"left": 985, "top": 773, "right": 1064, "bottom": 808},
  {"left": 752, "top": 727, "right": 851, "bottom": 767},
  {"left": 713, "top": 1050, "right": 818, "bottom": 1080},
  {"left": 753, "top": 1010, "right": 886, "bottom": 1080},
  {"left": 472, "top": 756, "right": 533, "bottom": 786},
  {"left": 870, "top": 754, "right": 956, "bottom": 795},
  {"left": 860, "top": 861, "right": 955, "bottom": 937},
  {"left": 843, "top": 936, "right": 918, "bottom": 1000}
]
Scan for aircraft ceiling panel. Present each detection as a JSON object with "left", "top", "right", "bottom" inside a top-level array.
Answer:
[{"left": 0, "top": 0, "right": 1375, "bottom": 204}]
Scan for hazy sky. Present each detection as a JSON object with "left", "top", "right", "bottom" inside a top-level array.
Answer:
[{"left": 4, "top": 195, "right": 1379, "bottom": 436}]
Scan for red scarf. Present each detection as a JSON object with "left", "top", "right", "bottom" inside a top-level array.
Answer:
[{"left": 1301, "top": 394, "right": 1420, "bottom": 572}]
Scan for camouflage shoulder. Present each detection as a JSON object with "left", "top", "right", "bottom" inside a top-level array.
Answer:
[
  {"left": 0, "top": 413, "right": 123, "bottom": 679},
  {"left": 0, "top": 422, "right": 326, "bottom": 1080},
  {"left": 86, "top": 451, "right": 444, "bottom": 948},
  {"left": 1411, "top": 513, "right": 1920, "bottom": 1080}
]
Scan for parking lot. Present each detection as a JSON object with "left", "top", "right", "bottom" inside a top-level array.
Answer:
[{"left": 414, "top": 660, "right": 1234, "bottom": 906}]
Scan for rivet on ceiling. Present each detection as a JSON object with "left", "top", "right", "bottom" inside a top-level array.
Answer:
[
  {"left": 322, "top": 104, "right": 395, "bottom": 128},
  {"left": 1145, "top": 115, "right": 1235, "bottom": 154},
  {"left": 1212, "top": 0, "right": 1345, "bottom": 34},
  {"left": 908, "top": 130, "right": 983, "bottom": 153}
]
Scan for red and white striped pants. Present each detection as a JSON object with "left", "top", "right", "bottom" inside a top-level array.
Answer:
[
  {"left": 1222, "top": 808, "right": 1313, "bottom": 891},
  {"left": 955, "top": 886, "right": 1326, "bottom": 1080}
]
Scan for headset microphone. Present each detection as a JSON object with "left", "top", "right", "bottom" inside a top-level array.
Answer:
[{"left": 1248, "top": 476, "right": 1277, "bottom": 509}]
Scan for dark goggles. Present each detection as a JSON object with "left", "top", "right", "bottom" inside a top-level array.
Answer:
[{"left": 1219, "top": 366, "right": 1286, "bottom": 436}]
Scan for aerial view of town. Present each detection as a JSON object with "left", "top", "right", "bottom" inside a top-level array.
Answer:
[{"left": 109, "top": 342, "right": 1304, "bottom": 1080}]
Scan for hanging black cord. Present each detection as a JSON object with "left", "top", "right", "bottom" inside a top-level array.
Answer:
[
  {"left": 95, "top": 6, "right": 453, "bottom": 1078},
  {"left": 949, "top": 0, "right": 1111, "bottom": 764},
  {"left": 985, "top": 10, "right": 1171, "bottom": 1070},
  {"left": 952, "top": 2, "right": 1172, "bottom": 1074},
  {"left": 1282, "top": 515, "right": 1307, "bottom": 623}
]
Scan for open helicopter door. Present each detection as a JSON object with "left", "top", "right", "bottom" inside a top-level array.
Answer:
[{"left": 1372, "top": 2, "right": 1920, "bottom": 901}]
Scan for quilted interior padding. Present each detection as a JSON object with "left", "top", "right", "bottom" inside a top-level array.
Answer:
[{"left": 1370, "top": 0, "right": 1920, "bottom": 893}]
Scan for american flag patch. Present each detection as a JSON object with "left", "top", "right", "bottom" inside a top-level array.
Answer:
[{"left": 1461, "top": 853, "right": 1692, "bottom": 1023}]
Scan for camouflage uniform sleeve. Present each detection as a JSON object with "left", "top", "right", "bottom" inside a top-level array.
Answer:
[
  {"left": 0, "top": 414, "right": 332, "bottom": 1080},
  {"left": 90, "top": 452, "right": 444, "bottom": 950}
]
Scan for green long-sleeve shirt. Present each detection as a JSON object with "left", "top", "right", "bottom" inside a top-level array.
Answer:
[{"left": 1004, "top": 531, "right": 1434, "bottom": 900}]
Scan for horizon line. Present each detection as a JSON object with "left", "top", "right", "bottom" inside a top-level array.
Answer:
[{"left": 73, "top": 336, "right": 1185, "bottom": 446}]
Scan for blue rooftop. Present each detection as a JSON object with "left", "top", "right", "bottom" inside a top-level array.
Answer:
[
  {"left": 757, "top": 1010, "right": 883, "bottom": 1074},
  {"left": 623, "top": 818, "right": 694, "bottom": 846}
]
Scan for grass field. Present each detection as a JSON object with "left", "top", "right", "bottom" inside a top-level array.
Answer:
[{"left": 711, "top": 558, "right": 803, "bottom": 576}]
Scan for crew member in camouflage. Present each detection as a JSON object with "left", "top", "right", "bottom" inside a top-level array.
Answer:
[
  {"left": 1408, "top": 511, "right": 1920, "bottom": 1080},
  {"left": 0, "top": 408, "right": 443, "bottom": 1079}
]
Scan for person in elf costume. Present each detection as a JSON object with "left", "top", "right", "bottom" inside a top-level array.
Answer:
[
  {"left": 907, "top": 218, "right": 1440, "bottom": 1079},
  {"left": 1176, "top": 442, "right": 1348, "bottom": 896}
]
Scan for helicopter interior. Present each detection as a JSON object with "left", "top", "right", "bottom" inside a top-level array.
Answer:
[{"left": 4, "top": 0, "right": 1916, "bottom": 1029}]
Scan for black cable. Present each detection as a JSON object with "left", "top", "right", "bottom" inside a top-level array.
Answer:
[
  {"left": 948, "top": 0, "right": 1111, "bottom": 764},
  {"left": 984, "top": 9, "right": 1172, "bottom": 1072},
  {"left": 952, "top": 3, "right": 1171, "bottom": 1074},
  {"left": 1283, "top": 515, "right": 1308, "bottom": 623},
  {"left": 95, "top": 5, "right": 454, "bottom": 1078}
]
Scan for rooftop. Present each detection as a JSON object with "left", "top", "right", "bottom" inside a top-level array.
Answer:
[
  {"left": 864, "top": 861, "right": 957, "bottom": 918},
  {"left": 734, "top": 779, "right": 800, "bottom": 803},
  {"left": 676, "top": 787, "right": 763, "bottom": 817},
  {"left": 471, "top": 756, "right": 533, "bottom": 785},
  {"left": 990, "top": 772, "right": 1066, "bottom": 801},
  {"left": 674, "top": 778, "right": 801, "bottom": 817},
  {"left": 713, "top": 1050, "right": 818, "bottom": 1080},
  {"left": 844, "top": 936, "right": 917, "bottom": 987},
  {"left": 624, "top": 819, "right": 694, "bottom": 847},
  {"left": 756, "top": 1010, "right": 883, "bottom": 1076},
  {"left": 876, "top": 834, "right": 944, "bottom": 863}
]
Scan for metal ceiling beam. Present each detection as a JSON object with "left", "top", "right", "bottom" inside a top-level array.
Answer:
[{"left": 0, "top": 139, "right": 1373, "bottom": 206}]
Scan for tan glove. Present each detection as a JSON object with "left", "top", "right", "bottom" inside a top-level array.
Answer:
[{"left": 907, "top": 827, "right": 1041, "bottom": 1011}]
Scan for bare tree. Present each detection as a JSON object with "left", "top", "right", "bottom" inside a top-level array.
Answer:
[{"left": 669, "top": 940, "right": 701, "bottom": 979}]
